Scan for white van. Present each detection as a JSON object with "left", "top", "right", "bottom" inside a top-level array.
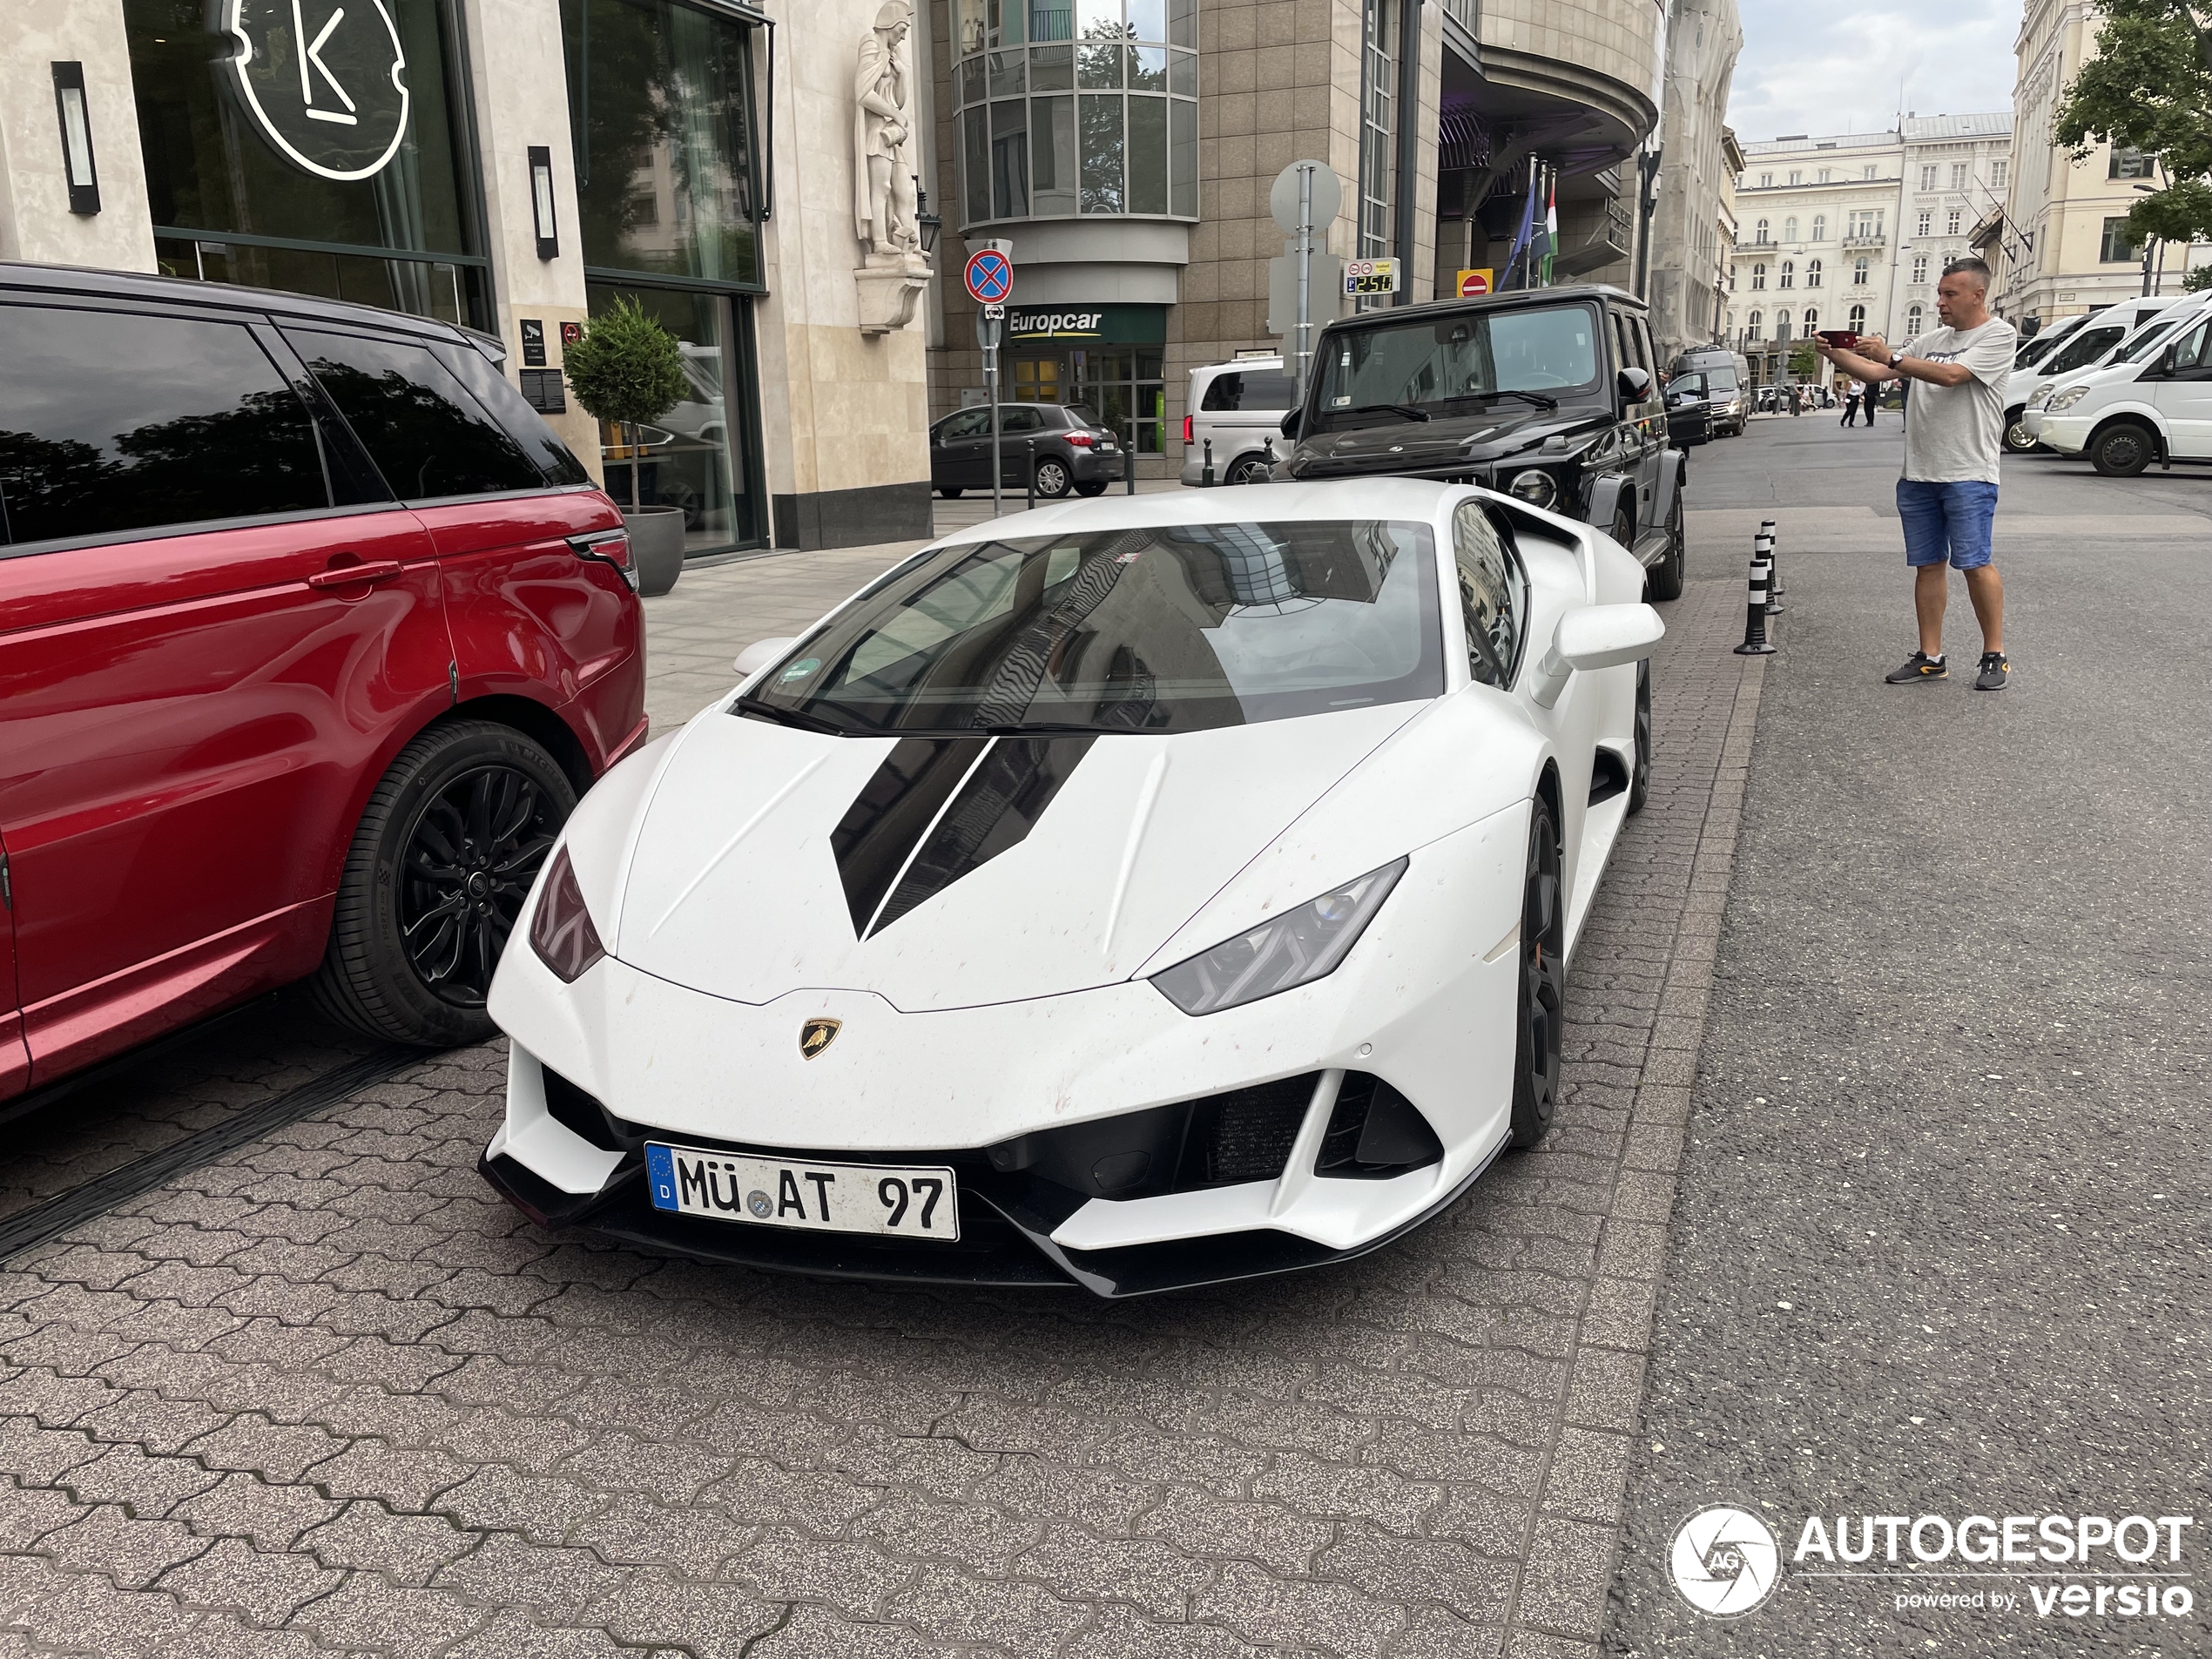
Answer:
[
  {"left": 1181, "top": 357, "right": 1296, "bottom": 485},
  {"left": 2001, "top": 294, "right": 2186, "bottom": 452},
  {"left": 2037, "top": 300, "right": 2212, "bottom": 475},
  {"left": 2020, "top": 292, "right": 2212, "bottom": 446}
]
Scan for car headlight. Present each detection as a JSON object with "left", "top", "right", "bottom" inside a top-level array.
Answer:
[
  {"left": 1507, "top": 469, "right": 1559, "bottom": 509},
  {"left": 1150, "top": 859, "right": 1407, "bottom": 1016},
  {"left": 2027, "top": 385, "right": 2055, "bottom": 409},
  {"left": 529, "top": 846, "right": 607, "bottom": 981},
  {"left": 2047, "top": 386, "right": 2092, "bottom": 414}
]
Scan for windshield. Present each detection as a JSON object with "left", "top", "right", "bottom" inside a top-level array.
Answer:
[
  {"left": 2112, "top": 316, "right": 2188, "bottom": 366},
  {"left": 1312, "top": 303, "right": 1602, "bottom": 427},
  {"left": 741, "top": 522, "right": 1442, "bottom": 736}
]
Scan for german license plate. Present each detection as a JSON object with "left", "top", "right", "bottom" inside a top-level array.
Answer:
[{"left": 644, "top": 1143, "right": 960, "bottom": 1240}]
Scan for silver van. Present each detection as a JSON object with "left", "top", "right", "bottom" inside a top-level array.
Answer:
[{"left": 1182, "top": 357, "right": 1297, "bottom": 485}]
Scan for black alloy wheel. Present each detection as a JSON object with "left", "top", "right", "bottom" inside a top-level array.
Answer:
[
  {"left": 2003, "top": 411, "right": 2040, "bottom": 454},
  {"left": 1225, "top": 455, "right": 1274, "bottom": 485},
  {"left": 1627, "top": 658, "right": 1653, "bottom": 815},
  {"left": 1644, "top": 488, "right": 1685, "bottom": 602},
  {"left": 314, "top": 720, "right": 577, "bottom": 1046},
  {"left": 1507, "top": 793, "right": 1567, "bottom": 1148},
  {"left": 1034, "top": 456, "right": 1073, "bottom": 498},
  {"left": 1609, "top": 502, "right": 1636, "bottom": 561},
  {"left": 2090, "top": 423, "right": 2154, "bottom": 477}
]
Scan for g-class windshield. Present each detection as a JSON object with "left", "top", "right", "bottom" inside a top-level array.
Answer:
[{"left": 1312, "top": 303, "right": 1604, "bottom": 429}]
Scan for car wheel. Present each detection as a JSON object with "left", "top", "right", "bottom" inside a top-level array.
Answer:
[
  {"left": 1507, "top": 793, "right": 1566, "bottom": 1149},
  {"left": 313, "top": 720, "right": 577, "bottom": 1046},
  {"left": 1074, "top": 481, "right": 1109, "bottom": 496},
  {"left": 2090, "top": 423, "right": 2154, "bottom": 477},
  {"left": 1608, "top": 502, "right": 1635, "bottom": 556},
  {"left": 1224, "top": 455, "right": 1273, "bottom": 485},
  {"left": 1035, "top": 457, "right": 1073, "bottom": 498},
  {"left": 1627, "top": 659, "right": 1653, "bottom": 816},
  {"left": 938, "top": 487, "right": 963, "bottom": 498},
  {"left": 1643, "top": 489, "right": 1685, "bottom": 602},
  {"left": 2003, "top": 410, "right": 2040, "bottom": 454}
]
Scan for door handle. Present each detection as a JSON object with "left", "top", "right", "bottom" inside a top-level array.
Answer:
[{"left": 307, "top": 560, "right": 406, "bottom": 590}]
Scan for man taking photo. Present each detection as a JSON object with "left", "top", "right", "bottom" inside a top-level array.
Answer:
[{"left": 1815, "top": 259, "right": 2017, "bottom": 690}]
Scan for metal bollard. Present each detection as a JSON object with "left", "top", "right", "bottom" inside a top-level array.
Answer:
[
  {"left": 1733, "top": 539, "right": 1777, "bottom": 655},
  {"left": 1126, "top": 420, "right": 1138, "bottom": 495},
  {"left": 1025, "top": 437, "right": 1035, "bottom": 511},
  {"left": 1757, "top": 520, "right": 1783, "bottom": 613},
  {"left": 1203, "top": 437, "right": 1215, "bottom": 488}
]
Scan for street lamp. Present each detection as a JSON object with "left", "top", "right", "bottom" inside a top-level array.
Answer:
[{"left": 914, "top": 177, "right": 941, "bottom": 256}]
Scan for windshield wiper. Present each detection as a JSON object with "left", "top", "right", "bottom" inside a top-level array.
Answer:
[
  {"left": 1486, "top": 388, "right": 1558, "bottom": 410},
  {"left": 732, "top": 696, "right": 848, "bottom": 735},
  {"left": 1337, "top": 402, "right": 1432, "bottom": 422}
]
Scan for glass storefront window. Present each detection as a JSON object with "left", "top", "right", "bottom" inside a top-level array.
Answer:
[
  {"left": 125, "top": 0, "right": 489, "bottom": 326},
  {"left": 561, "top": 0, "right": 762, "bottom": 286},
  {"left": 958, "top": 0, "right": 1196, "bottom": 225}
]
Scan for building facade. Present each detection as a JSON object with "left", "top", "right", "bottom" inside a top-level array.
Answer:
[
  {"left": 0, "top": 0, "right": 940, "bottom": 554},
  {"left": 1646, "top": 0, "right": 1741, "bottom": 362},
  {"left": 1896, "top": 113, "right": 2013, "bottom": 341}
]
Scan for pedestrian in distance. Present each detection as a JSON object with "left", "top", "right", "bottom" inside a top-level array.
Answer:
[
  {"left": 1841, "top": 379, "right": 1862, "bottom": 426},
  {"left": 1861, "top": 377, "right": 1880, "bottom": 425},
  {"left": 1814, "top": 257, "right": 2016, "bottom": 691}
]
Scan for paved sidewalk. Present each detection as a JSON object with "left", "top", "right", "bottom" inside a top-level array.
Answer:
[{"left": 0, "top": 519, "right": 1768, "bottom": 1656}]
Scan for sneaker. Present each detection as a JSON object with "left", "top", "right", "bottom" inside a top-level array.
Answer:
[
  {"left": 1885, "top": 651, "right": 1948, "bottom": 684},
  {"left": 1975, "top": 651, "right": 2009, "bottom": 691}
]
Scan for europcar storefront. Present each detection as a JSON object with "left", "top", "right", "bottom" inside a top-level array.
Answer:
[{"left": 1004, "top": 303, "right": 1167, "bottom": 455}]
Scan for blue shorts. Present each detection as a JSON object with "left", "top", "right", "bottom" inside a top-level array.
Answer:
[{"left": 1897, "top": 478, "right": 1999, "bottom": 570}]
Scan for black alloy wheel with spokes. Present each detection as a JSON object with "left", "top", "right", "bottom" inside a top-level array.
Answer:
[
  {"left": 1627, "top": 658, "right": 1653, "bottom": 815},
  {"left": 1225, "top": 455, "right": 1274, "bottom": 485},
  {"left": 314, "top": 720, "right": 577, "bottom": 1046},
  {"left": 1508, "top": 792, "right": 1567, "bottom": 1148}
]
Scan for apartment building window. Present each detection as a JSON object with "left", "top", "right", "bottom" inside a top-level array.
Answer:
[
  {"left": 1755, "top": 218, "right": 1770, "bottom": 244},
  {"left": 1788, "top": 169, "right": 1803, "bottom": 185},
  {"left": 1917, "top": 212, "right": 1932, "bottom": 236},
  {"left": 1818, "top": 168, "right": 1831, "bottom": 183},
  {"left": 1951, "top": 163, "right": 1967, "bottom": 188},
  {"left": 1912, "top": 255, "right": 1928, "bottom": 283},
  {"left": 1805, "top": 258, "right": 1823, "bottom": 287},
  {"left": 1784, "top": 216, "right": 1797, "bottom": 242},
  {"left": 2108, "top": 147, "right": 2152, "bottom": 180},
  {"left": 1801, "top": 307, "right": 1817, "bottom": 333},
  {"left": 1759, "top": 172, "right": 1772, "bottom": 187},
  {"left": 1727, "top": 265, "right": 1737, "bottom": 290},
  {"left": 1849, "top": 304, "right": 1866, "bottom": 331},
  {"left": 1920, "top": 165, "right": 1937, "bottom": 190},
  {"left": 1905, "top": 303, "right": 1923, "bottom": 334},
  {"left": 2101, "top": 217, "right": 2141, "bottom": 262},
  {"left": 1947, "top": 209, "right": 1962, "bottom": 235},
  {"left": 1356, "top": 0, "right": 1393, "bottom": 260},
  {"left": 1778, "top": 260, "right": 1795, "bottom": 288},
  {"left": 1851, "top": 210, "right": 1880, "bottom": 239},
  {"left": 1750, "top": 262, "right": 1766, "bottom": 289},
  {"left": 1852, "top": 256, "right": 1870, "bottom": 285},
  {"left": 1863, "top": 165, "right": 1877, "bottom": 179},
  {"left": 1746, "top": 310, "right": 1762, "bottom": 340},
  {"left": 1775, "top": 310, "right": 1791, "bottom": 341},
  {"left": 1811, "top": 214, "right": 1826, "bottom": 241},
  {"left": 1991, "top": 159, "right": 2008, "bottom": 188}
]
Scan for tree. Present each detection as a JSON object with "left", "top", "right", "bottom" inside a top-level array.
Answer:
[
  {"left": 1788, "top": 343, "right": 1817, "bottom": 378},
  {"left": 560, "top": 299, "right": 688, "bottom": 511},
  {"left": 2186, "top": 263, "right": 2212, "bottom": 290},
  {"left": 2053, "top": 0, "right": 2212, "bottom": 247}
]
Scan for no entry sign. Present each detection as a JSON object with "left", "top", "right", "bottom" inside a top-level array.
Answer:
[{"left": 963, "top": 248, "right": 1013, "bottom": 304}]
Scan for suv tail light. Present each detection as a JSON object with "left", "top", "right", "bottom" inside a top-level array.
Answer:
[
  {"left": 1065, "top": 432, "right": 1095, "bottom": 448},
  {"left": 569, "top": 529, "right": 637, "bottom": 590},
  {"left": 1183, "top": 414, "right": 1193, "bottom": 444}
]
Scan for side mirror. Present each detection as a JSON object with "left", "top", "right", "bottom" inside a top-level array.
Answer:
[
  {"left": 1616, "top": 366, "right": 1653, "bottom": 401},
  {"left": 733, "top": 637, "right": 798, "bottom": 678},
  {"left": 1527, "top": 604, "right": 1665, "bottom": 709},
  {"left": 2156, "top": 345, "right": 2180, "bottom": 376},
  {"left": 1279, "top": 408, "right": 1304, "bottom": 440}
]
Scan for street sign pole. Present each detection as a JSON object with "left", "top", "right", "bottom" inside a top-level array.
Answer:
[
  {"left": 1295, "top": 163, "right": 1313, "bottom": 405},
  {"left": 988, "top": 352, "right": 1002, "bottom": 517},
  {"left": 968, "top": 260, "right": 1013, "bottom": 517}
]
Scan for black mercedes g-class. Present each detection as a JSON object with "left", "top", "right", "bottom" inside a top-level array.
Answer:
[{"left": 1276, "top": 284, "right": 1687, "bottom": 599}]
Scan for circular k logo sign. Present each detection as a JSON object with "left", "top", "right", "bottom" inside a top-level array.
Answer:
[{"left": 223, "top": 0, "right": 411, "bottom": 182}]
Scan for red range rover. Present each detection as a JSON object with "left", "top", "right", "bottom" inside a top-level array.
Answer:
[{"left": 0, "top": 264, "right": 647, "bottom": 1099}]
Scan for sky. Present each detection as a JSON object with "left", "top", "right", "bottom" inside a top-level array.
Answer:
[{"left": 1726, "top": 0, "right": 2021, "bottom": 143}]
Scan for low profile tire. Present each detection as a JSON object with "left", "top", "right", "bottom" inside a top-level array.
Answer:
[
  {"left": 1074, "top": 481, "right": 1109, "bottom": 496},
  {"left": 1224, "top": 455, "right": 1273, "bottom": 485},
  {"left": 1034, "top": 457, "right": 1074, "bottom": 498},
  {"left": 1643, "top": 489, "right": 1685, "bottom": 602},
  {"left": 2090, "top": 423, "right": 2154, "bottom": 477},
  {"left": 938, "top": 487, "right": 963, "bottom": 498},
  {"left": 1507, "top": 793, "right": 1567, "bottom": 1149},
  {"left": 1627, "top": 658, "right": 1653, "bottom": 816},
  {"left": 313, "top": 720, "right": 577, "bottom": 1046},
  {"left": 2003, "top": 410, "right": 2040, "bottom": 454}
]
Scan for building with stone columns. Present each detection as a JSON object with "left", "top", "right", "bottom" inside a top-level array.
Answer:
[{"left": 1645, "top": 0, "right": 1740, "bottom": 362}]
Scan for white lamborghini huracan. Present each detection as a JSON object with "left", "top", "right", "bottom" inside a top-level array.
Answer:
[{"left": 481, "top": 478, "right": 1662, "bottom": 1296}]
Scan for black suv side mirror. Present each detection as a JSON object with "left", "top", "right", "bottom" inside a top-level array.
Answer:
[
  {"left": 1279, "top": 408, "right": 1304, "bottom": 440},
  {"left": 1616, "top": 367, "right": 1652, "bottom": 401}
]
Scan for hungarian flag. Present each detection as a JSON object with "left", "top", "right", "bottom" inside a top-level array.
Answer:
[{"left": 1534, "top": 179, "right": 1557, "bottom": 286}]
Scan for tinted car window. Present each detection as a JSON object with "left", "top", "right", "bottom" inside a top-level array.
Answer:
[
  {"left": 2045, "top": 325, "right": 2125, "bottom": 374},
  {"left": 288, "top": 329, "right": 544, "bottom": 500},
  {"left": 1001, "top": 406, "right": 1048, "bottom": 434},
  {"left": 1201, "top": 370, "right": 1297, "bottom": 411},
  {"left": 0, "top": 303, "right": 326, "bottom": 547},
  {"left": 940, "top": 409, "right": 991, "bottom": 441},
  {"left": 434, "top": 341, "right": 591, "bottom": 485}
]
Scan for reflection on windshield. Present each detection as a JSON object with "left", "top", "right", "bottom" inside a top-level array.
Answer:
[
  {"left": 743, "top": 521, "right": 1442, "bottom": 735},
  {"left": 1314, "top": 305, "right": 1601, "bottom": 425},
  {"left": 2113, "top": 319, "right": 2185, "bottom": 365}
]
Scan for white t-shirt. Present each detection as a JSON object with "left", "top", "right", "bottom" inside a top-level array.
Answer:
[{"left": 1898, "top": 318, "right": 2018, "bottom": 483}]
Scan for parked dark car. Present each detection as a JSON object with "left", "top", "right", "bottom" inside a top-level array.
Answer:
[
  {"left": 0, "top": 263, "right": 648, "bottom": 1103},
  {"left": 1276, "top": 284, "right": 1687, "bottom": 599},
  {"left": 929, "top": 403, "right": 1126, "bottom": 498}
]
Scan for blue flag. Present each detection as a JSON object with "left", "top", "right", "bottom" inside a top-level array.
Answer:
[{"left": 1504, "top": 175, "right": 1538, "bottom": 286}]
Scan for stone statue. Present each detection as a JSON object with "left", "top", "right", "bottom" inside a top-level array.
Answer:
[{"left": 854, "top": 1, "right": 919, "bottom": 260}]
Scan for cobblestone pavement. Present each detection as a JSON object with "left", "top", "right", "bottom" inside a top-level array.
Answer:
[{"left": 0, "top": 515, "right": 1764, "bottom": 1657}]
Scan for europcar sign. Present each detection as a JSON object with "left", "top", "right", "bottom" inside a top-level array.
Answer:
[{"left": 223, "top": 0, "right": 412, "bottom": 182}]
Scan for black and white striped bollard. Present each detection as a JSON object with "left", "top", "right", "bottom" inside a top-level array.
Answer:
[
  {"left": 1734, "top": 537, "right": 1776, "bottom": 655},
  {"left": 1761, "top": 516, "right": 1785, "bottom": 609}
]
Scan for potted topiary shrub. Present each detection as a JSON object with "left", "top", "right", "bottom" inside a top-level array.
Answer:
[{"left": 562, "top": 297, "right": 691, "bottom": 596}]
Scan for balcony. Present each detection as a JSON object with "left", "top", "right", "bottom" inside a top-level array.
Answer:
[{"left": 1842, "top": 232, "right": 1886, "bottom": 250}]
